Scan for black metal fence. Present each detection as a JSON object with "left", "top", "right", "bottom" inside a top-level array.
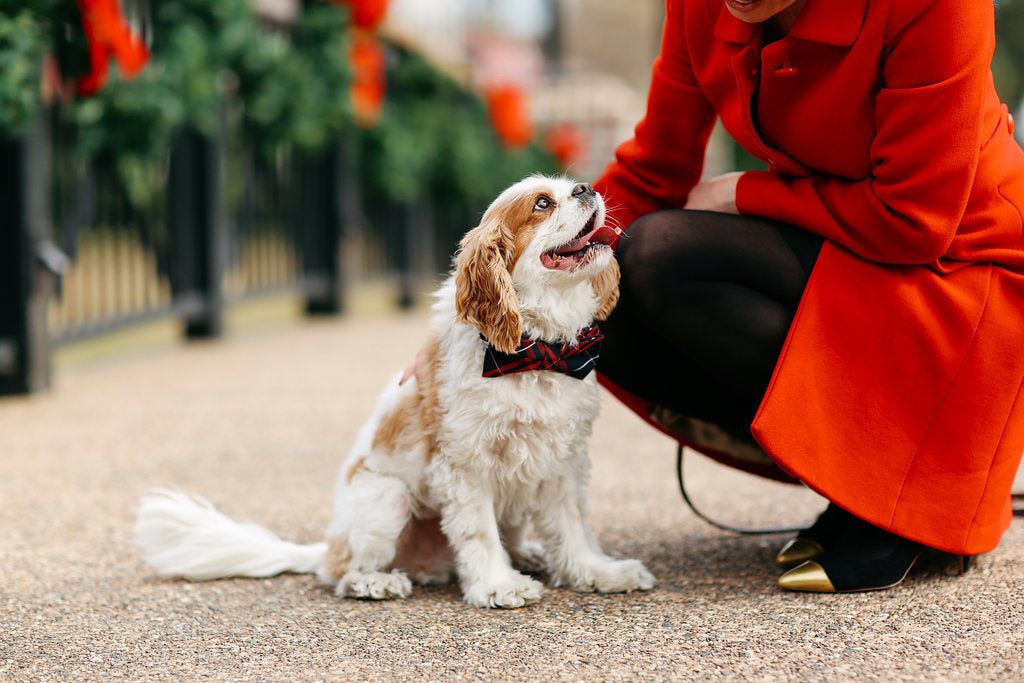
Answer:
[{"left": 0, "top": 106, "right": 465, "bottom": 395}]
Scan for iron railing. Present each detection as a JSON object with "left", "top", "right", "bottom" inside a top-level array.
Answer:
[{"left": 0, "top": 107, "right": 459, "bottom": 395}]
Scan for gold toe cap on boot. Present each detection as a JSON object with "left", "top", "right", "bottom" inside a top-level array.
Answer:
[
  {"left": 778, "top": 561, "right": 836, "bottom": 593},
  {"left": 775, "top": 538, "right": 825, "bottom": 566}
]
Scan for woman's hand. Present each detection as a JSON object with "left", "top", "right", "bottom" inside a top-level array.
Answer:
[
  {"left": 684, "top": 171, "right": 743, "bottom": 214},
  {"left": 399, "top": 345, "right": 426, "bottom": 386}
]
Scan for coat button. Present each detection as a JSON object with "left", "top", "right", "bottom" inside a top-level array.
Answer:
[
  {"left": 775, "top": 66, "right": 798, "bottom": 77},
  {"left": 1009, "top": 112, "right": 1015, "bottom": 136}
]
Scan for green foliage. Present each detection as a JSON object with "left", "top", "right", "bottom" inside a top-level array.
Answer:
[
  {"left": 164, "top": 0, "right": 353, "bottom": 153},
  {"left": 358, "top": 44, "right": 557, "bottom": 207},
  {"left": 0, "top": 1, "right": 81, "bottom": 137},
  {"left": 70, "top": 0, "right": 353, "bottom": 204},
  {"left": 0, "top": 0, "right": 353, "bottom": 201},
  {"left": 995, "top": 1, "right": 1024, "bottom": 108},
  {"left": 0, "top": 9, "right": 47, "bottom": 137},
  {"left": 73, "top": 66, "right": 186, "bottom": 204}
]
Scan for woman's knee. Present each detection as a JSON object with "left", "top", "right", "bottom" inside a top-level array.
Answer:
[
  {"left": 618, "top": 211, "right": 682, "bottom": 267},
  {"left": 615, "top": 210, "right": 704, "bottom": 304}
]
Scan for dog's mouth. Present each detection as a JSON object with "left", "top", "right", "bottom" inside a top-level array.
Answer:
[{"left": 540, "top": 211, "right": 616, "bottom": 271}]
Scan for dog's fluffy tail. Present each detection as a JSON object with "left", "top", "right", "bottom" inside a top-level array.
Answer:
[{"left": 134, "top": 489, "right": 327, "bottom": 581}]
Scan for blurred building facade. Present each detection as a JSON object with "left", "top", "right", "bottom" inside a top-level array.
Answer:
[{"left": 559, "top": 0, "right": 664, "bottom": 90}]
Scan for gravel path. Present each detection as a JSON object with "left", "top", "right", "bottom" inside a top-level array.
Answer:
[{"left": 2, "top": 311, "right": 1022, "bottom": 680}]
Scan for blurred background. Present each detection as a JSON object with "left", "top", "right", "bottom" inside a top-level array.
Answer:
[{"left": 2, "top": 0, "right": 1023, "bottom": 395}]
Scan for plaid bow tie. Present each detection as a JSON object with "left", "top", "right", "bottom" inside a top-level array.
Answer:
[{"left": 481, "top": 324, "right": 604, "bottom": 380}]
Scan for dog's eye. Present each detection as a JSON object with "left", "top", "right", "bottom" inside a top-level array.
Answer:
[{"left": 534, "top": 196, "right": 553, "bottom": 211}]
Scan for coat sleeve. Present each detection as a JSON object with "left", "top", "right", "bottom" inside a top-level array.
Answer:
[
  {"left": 593, "top": 0, "right": 717, "bottom": 245},
  {"left": 736, "top": 0, "right": 992, "bottom": 265}
]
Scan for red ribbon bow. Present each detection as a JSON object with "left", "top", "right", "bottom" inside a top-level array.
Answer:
[{"left": 481, "top": 324, "right": 604, "bottom": 380}]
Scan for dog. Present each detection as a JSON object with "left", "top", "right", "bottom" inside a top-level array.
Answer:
[{"left": 134, "top": 175, "right": 655, "bottom": 608}]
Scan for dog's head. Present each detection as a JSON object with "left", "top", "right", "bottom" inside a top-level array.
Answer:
[{"left": 454, "top": 175, "right": 620, "bottom": 353}]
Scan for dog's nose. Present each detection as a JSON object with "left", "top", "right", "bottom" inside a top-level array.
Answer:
[{"left": 571, "top": 183, "right": 594, "bottom": 198}]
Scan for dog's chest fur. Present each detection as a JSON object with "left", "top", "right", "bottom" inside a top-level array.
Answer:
[
  {"left": 441, "top": 331, "right": 599, "bottom": 467},
  {"left": 354, "top": 279, "right": 601, "bottom": 515},
  {"left": 430, "top": 337, "right": 599, "bottom": 517}
]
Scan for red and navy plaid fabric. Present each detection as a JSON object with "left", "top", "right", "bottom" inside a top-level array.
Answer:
[{"left": 481, "top": 323, "right": 603, "bottom": 380}]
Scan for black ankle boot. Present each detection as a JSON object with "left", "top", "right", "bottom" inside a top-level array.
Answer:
[
  {"left": 778, "top": 514, "right": 925, "bottom": 592},
  {"left": 775, "top": 503, "right": 853, "bottom": 566}
]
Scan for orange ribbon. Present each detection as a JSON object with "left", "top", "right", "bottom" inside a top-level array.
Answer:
[
  {"left": 76, "top": 0, "right": 149, "bottom": 96},
  {"left": 350, "top": 32, "right": 386, "bottom": 127},
  {"left": 485, "top": 85, "right": 533, "bottom": 149}
]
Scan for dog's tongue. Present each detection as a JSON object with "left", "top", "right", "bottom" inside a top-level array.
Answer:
[
  {"left": 555, "top": 223, "right": 621, "bottom": 256},
  {"left": 590, "top": 224, "right": 622, "bottom": 247}
]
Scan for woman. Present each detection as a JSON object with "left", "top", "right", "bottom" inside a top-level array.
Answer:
[{"left": 593, "top": 0, "right": 1024, "bottom": 592}]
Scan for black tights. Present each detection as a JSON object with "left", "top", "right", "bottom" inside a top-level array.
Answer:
[{"left": 599, "top": 210, "right": 823, "bottom": 441}]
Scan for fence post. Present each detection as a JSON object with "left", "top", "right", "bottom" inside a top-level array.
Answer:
[
  {"left": 299, "top": 142, "right": 349, "bottom": 315},
  {"left": 397, "top": 194, "right": 435, "bottom": 309},
  {"left": 167, "top": 126, "right": 226, "bottom": 338},
  {"left": 0, "top": 114, "right": 59, "bottom": 395}
]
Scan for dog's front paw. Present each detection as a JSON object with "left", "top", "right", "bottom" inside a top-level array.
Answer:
[
  {"left": 463, "top": 572, "right": 544, "bottom": 609},
  {"left": 565, "top": 559, "right": 656, "bottom": 594},
  {"left": 336, "top": 570, "right": 413, "bottom": 600}
]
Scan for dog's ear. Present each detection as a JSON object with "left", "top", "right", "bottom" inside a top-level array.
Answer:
[
  {"left": 455, "top": 216, "right": 523, "bottom": 354},
  {"left": 591, "top": 256, "right": 620, "bottom": 321}
]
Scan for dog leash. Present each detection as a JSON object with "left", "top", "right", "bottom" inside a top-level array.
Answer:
[
  {"left": 675, "top": 445, "right": 805, "bottom": 535},
  {"left": 677, "top": 445, "right": 1024, "bottom": 532}
]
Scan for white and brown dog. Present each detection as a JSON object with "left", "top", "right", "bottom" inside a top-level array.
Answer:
[{"left": 134, "top": 175, "right": 655, "bottom": 608}]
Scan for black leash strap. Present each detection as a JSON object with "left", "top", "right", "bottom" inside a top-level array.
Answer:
[
  {"left": 677, "top": 445, "right": 1024, "bottom": 530},
  {"left": 676, "top": 445, "right": 805, "bottom": 535}
]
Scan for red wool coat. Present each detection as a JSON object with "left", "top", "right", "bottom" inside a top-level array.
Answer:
[{"left": 594, "top": 0, "right": 1024, "bottom": 555}]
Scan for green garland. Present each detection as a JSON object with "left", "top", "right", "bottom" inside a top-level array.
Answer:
[
  {"left": 72, "top": 0, "right": 353, "bottom": 203},
  {"left": 0, "top": 10, "right": 42, "bottom": 135},
  {"left": 0, "top": 0, "right": 76, "bottom": 137},
  {"left": 359, "top": 43, "right": 557, "bottom": 208},
  {"left": 0, "top": 1, "right": 556, "bottom": 210},
  {"left": 0, "top": 0, "right": 353, "bottom": 203}
]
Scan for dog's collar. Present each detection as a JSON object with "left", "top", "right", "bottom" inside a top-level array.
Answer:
[{"left": 480, "top": 323, "right": 603, "bottom": 380}]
